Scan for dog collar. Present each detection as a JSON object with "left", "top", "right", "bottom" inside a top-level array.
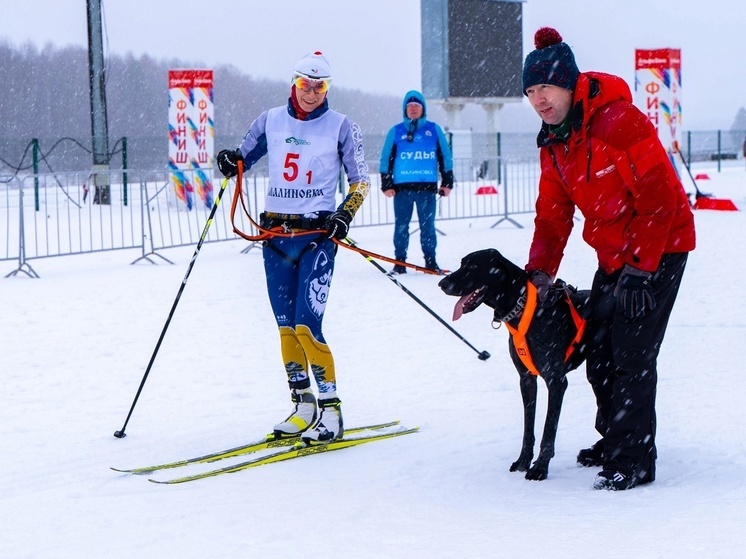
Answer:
[{"left": 494, "top": 283, "right": 531, "bottom": 325}]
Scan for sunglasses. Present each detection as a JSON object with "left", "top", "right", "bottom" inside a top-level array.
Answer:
[{"left": 293, "top": 75, "right": 331, "bottom": 94}]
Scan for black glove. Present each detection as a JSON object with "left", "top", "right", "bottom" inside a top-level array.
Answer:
[
  {"left": 614, "top": 264, "right": 656, "bottom": 320},
  {"left": 324, "top": 210, "right": 352, "bottom": 240},
  {"left": 440, "top": 170, "right": 454, "bottom": 190},
  {"left": 216, "top": 148, "right": 242, "bottom": 178},
  {"left": 528, "top": 270, "right": 552, "bottom": 304},
  {"left": 381, "top": 173, "right": 394, "bottom": 191}
]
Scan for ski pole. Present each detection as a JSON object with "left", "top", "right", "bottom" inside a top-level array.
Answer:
[
  {"left": 675, "top": 150, "right": 710, "bottom": 198},
  {"left": 114, "top": 175, "right": 232, "bottom": 439},
  {"left": 343, "top": 238, "right": 490, "bottom": 361}
]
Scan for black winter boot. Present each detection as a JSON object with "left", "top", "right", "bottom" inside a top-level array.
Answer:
[
  {"left": 577, "top": 439, "right": 605, "bottom": 467},
  {"left": 424, "top": 257, "right": 442, "bottom": 275}
]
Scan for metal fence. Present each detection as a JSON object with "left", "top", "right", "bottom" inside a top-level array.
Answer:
[
  {"left": 683, "top": 130, "right": 746, "bottom": 169},
  {"left": 2, "top": 130, "right": 744, "bottom": 176},
  {"left": 1, "top": 156, "right": 540, "bottom": 277},
  {"left": 5, "top": 124, "right": 745, "bottom": 277}
]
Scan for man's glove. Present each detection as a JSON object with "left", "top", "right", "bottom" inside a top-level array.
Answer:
[
  {"left": 380, "top": 173, "right": 394, "bottom": 192},
  {"left": 614, "top": 264, "right": 656, "bottom": 320},
  {"left": 216, "top": 148, "right": 242, "bottom": 178},
  {"left": 324, "top": 210, "right": 352, "bottom": 240},
  {"left": 439, "top": 170, "right": 454, "bottom": 195},
  {"left": 528, "top": 270, "right": 552, "bottom": 304}
]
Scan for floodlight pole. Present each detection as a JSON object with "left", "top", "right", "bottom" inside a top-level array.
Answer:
[{"left": 87, "top": 0, "right": 111, "bottom": 204}]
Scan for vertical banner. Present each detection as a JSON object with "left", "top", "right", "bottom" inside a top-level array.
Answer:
[
  {"left": 168, "top": 69, "right": 214, "bottom": 210},
  {"left": 634, "top": 49, "right": 682, "bottom": 160}
]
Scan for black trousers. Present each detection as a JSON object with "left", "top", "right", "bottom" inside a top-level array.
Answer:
[{"left": 585, "top": 252, "right": 688, "bottom": 482}]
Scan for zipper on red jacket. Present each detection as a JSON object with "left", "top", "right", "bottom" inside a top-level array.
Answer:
[{"left": 549, "top": 146, "right": 568, "bottom": 187}]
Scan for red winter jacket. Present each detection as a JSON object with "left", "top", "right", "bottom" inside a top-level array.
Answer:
[{"left": 526, "top": 72, "right": 696, "bottom": 276}]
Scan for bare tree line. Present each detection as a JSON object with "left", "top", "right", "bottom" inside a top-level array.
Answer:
[{"left": 0, "top": 41, "right": 401, "bottom": 171}]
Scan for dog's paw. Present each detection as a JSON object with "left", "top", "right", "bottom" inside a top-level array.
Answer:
[
  {"left": 509, "top": 457, "right": 531, "bottom": 473},
  {"left": 525, "top": 467, "right": 549, "bottom": 481}
]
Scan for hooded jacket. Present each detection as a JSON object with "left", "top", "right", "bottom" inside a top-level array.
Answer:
[
  {"left": 379, "top": 90, "right": 453, "bottom": 193},
  {"left": 526, "top": 72, "right": 696, "bottom": 276}
]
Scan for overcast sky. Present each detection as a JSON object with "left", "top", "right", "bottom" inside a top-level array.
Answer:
[{"left": 1, "top": 0, "right": 743, "bottom": 130}]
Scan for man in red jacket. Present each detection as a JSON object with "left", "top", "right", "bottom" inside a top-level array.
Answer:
[{"left": 522, "top": 28, "right": 696, "bottom": 490}]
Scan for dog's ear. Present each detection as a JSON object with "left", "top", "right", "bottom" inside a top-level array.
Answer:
[
  {"left": 472, "top": 248, "right": 509, "bottom": 269},
  {"left": 486, "top": 250, "right": 510, "bottom": 273},
  {"left": 464, "top": 248, "right": 492, "bottom": 263},
  {"left": 464, "top": 248, "right": 501, "bottom": 265},
  {"left": 487, "top": 249, "right": 527, "bottom": 286},
  {"left": 491, "top": 249, "right": 511, "bottom": 268}
]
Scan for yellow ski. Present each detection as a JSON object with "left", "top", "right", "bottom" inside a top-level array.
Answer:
[
  {"left": 148, "top": 427, "right": 419, "bottom": 485},
  {"left": 112, "top": 420, "right": 401, "bottom": 475}
]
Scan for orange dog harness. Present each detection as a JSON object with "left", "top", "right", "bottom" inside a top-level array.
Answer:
[{"left": 503, "top": 282, "right": 586, "bottom": 377}]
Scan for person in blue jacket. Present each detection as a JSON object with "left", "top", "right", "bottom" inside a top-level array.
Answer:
[{"left": 379, "top": 90, "right": 454, "bottom": 274}]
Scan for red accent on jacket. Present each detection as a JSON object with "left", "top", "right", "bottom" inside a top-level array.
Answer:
[{"left": 526, "top": 72, "right": 696, "bottom": 276}]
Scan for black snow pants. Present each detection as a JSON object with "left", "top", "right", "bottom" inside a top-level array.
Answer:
[{"left": 585, "top": 252, "right": 689, "bottom": 482}]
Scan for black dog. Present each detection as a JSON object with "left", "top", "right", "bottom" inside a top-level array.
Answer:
[{"left": 439, "top": 248, "right": 590, "bottom": 481}]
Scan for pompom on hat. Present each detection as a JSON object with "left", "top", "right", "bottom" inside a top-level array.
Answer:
[
  {"left": 292, "top": 51, "right": 332, "bottom": 80},
  {"left": 522, "top": 28, "right": 579, "bottom": 94}
]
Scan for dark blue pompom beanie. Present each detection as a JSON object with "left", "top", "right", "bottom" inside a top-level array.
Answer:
[{"left": 522, "top": 27, "right": 579, "bottom": 94}]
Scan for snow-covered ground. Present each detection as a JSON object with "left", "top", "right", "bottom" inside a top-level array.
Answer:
[{"left": 2, "top": 162, "right": 745, "bottom": 558}]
